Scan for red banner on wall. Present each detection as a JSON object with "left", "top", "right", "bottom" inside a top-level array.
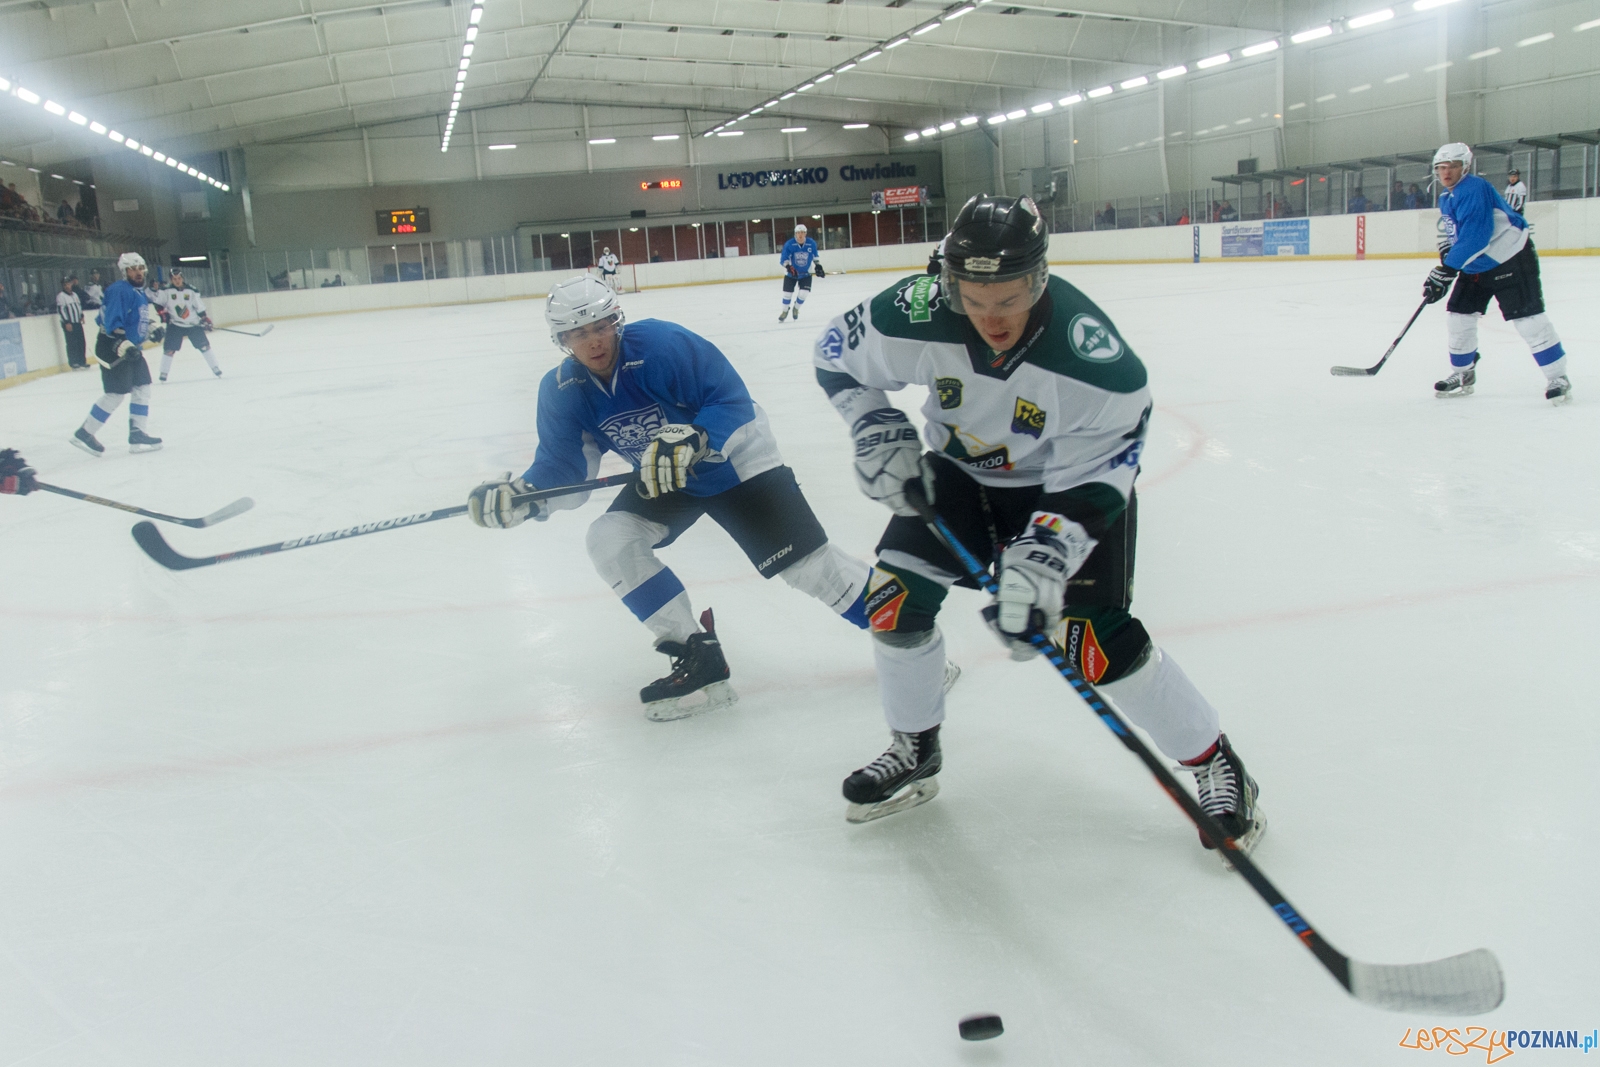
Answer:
[
  {"left": 881, "top": 185, "right": 926, "bottom": 207},
  {"left": 1356, "top": 214, "right": 1367, "bottom": 260}
]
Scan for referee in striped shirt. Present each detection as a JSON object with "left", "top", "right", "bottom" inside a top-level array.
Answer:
[{"left": 57, "top": 276, "right": 88, "bottom": 369}]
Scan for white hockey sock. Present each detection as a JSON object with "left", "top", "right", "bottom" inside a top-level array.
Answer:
[
  {"left": 795, "top": 293, "right": 806, "bottom": 307},
  {"left": 128, "top": 384, "right": 152, "bottom": 432},
  {"left": 159, "top": 352, "right": 175, "bottom": 378},
  {"left": 1099, "top": 646, "right": 1222, "bottom": 763},
  {"left": 586, "top": 510, "right": 698, "bottom": 643},
  {"left": 200, "top": 347, "right": 220, "bottom": 374},
  {"left": 874, "top": 627, "right": 946, "bottom": 734},
  {"left": 1446, "top": 311, "right": 1480, "bottom": 368},
  {"left": 83, "top": 392, "right": 125, "bottom": 433},
  {"left": 782, "top": 295, "right": 793, "bottom": 308},
  {"left": 1511, "top": 313, "right": 1567, "bottom": 378},
  {"left": 778, "top": 542, "right": 870, "bottom": 617}
]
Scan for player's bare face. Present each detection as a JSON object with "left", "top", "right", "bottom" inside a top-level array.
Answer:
[
  {"left": 562, "top": 317, "right": 620, "bottom": 377},
  {"left": 1435, "top": 162, "right": 1464, "bottom": 190},
  {"left": 125, "top": 265, "right": 145, "bottom": 286},
  {"left": 960, "top": 277, "right": 1036, "bottom": 351}
]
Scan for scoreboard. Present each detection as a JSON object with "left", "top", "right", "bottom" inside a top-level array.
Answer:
[
  {"left": 376, "top": 207, "right": 431, "bottom": 235},
  {"left": 639, "top": 179, "right": 683, "bottom": 190}
]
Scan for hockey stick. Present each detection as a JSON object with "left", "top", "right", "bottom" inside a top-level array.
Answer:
[
  {"left": 1330, "top": 300, "right": 1427, "bottom": 376},
  {"left": 213, "top": 324, "right": 274, "bottom": 338},
  {"left": 131, "top": 472, "right": 637, "bottom": 571},
  {"left": 35, "top": 481, "right": 254, "bottom": 528},
  {"left": 902, "top": 480, "right": 1504, "bottom": 1015}
]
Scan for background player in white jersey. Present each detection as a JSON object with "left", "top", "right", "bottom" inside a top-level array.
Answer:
[
  {"left": 467, "top": 276, "right": 883, "bottom": 720},
  {"left": 81, "top": 269, "right": 104, "bottom": 310},
  {"left": 596, "top": 247, "right": 620, "bottom": 290},
  {"left": 812, "top": 194, "right": 1266, "bottom": 850},
  {"left": 1425, "top": 143, "right": 1570, "bottom": 404},
  {"left": 777, "top": 223, "right": 825, "bottom": 322},
  {"left": 1502, "top": 168, "right": 1528, "bottom": 213},
  {"left": 150, "top": 268, "right": 220, "bottom": 380}
]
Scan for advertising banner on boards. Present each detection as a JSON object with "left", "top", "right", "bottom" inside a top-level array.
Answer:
[{"left": 1222, "top": 218, "right": 1311, "bottom": 257}]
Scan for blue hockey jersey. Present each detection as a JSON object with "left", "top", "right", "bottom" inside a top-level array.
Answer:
[
  {"left": 523, "top": 318, "right": 782, "bottom": 509},
  {"left": 1439, "top": 174, "right": 1529, "bottom": 274},
  {"left": 780, "top": 237, "right": 820, "bottom": 276},
  {"left": 97, "top": 278, "right": 150, "bottom": 341}
]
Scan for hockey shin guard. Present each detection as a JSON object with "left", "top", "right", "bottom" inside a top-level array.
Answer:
[
  {"left": 1099, "top": 646, "right": 1222, "bottom": 764},
  {"left": 586, "top": 510, "right": 699, "bottom": 644},
  {"left": 160, "top": 352, "right": 175, "bottom": 378},
  {"left": 128, "top": 384, "right": 152, "bottom": 433},
  {"left": 873, "top": 627, "right": 947, "bottom": 734},
  {"left": 779, "top": 543, "right": 871, "bottom": 626},
  {"left": 84, "top": 392, "right": 125, "bottom": 434},
  {"left": 1446, "top": 312, "right": 1480, "bottom": 369},
  {"left": 1511, "top": 313, "right": 1566, "bottom": 378}
]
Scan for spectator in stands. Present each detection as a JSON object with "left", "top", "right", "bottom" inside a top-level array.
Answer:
[
  {"left": 1390, "top": 180, "right": 1405, "bottom": 210},
  {"left": 0, "top": 280, "right": 11, "bottom": 318},
  {"left": 1219, "top": 201, "right": 1239, "bottom": 222},
  {"left": 1209, "top": 201, "right": 1222, "bottom": 222},
  {"left": 1176, "top": 210, "right": 1190, "bottom": 225},
  {"left": 1348, "top": 188, "right": 1370, "bottom": 213},
  {"left": 57, "top": 199, "right": 74, "bottom": 224},
  {"left": 1403, "top": 183, "right": 1423, "bottom": 210},
  {"left": 1097, "top": 202, "right": 1117, "bottom": 228},
  {"left": 0, "top": 182, "right": 19, "bottom": 214}
]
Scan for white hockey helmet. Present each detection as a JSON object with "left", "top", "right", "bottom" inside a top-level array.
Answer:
[
  {"left": 794, "top": 223, "right": 807, "bottom": 234},
  {"left": 1432, "top": 142, "right": 1473, "bottom": 171},
  {"left": 546, "top": 274, "right": 625, "bottom": 353},
  {"left": 117, "top": 251, "right": 147, "bottom": 273}
]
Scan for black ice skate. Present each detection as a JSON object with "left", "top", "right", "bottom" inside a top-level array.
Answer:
[
  {"left": 640, "top": 608, "right": 736, "bottom": 721},
  {"left": 843, "top": 724, "right": 942, "bottom": 824},
  {"left": 778, "top": 307, "right": 790, "bottom": 322},
  {"left": 128, "top": 428, "right": 163, "bottom": 453},
  {"left": 1178, "top": 733, "right": 1266, "bottom": 864},
  {"left": 71, "top": 427, "right": 105, "bottom": 456},
  {"left": 1545, "top": 375, "right": 1571, "bottom": 406},
  {"left": 1434, "top": 357, "right": 1477, "bottom": 398}
]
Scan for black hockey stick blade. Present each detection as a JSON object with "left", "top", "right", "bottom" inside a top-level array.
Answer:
[
  {"left": 37, "top": 482, "right": 254, "bottom": 528},
  {"left": 1331, "top": 299, "right": 1428, "bottom": 376},
  {"left": 901, "top": 479, "right": 1505, "bottom": 1015},
  {"left": 130, "top": 472, "right": 637, "bottom": 571},
  {"left": 215, "top": 324, "right": 274, "bottom": 337}
]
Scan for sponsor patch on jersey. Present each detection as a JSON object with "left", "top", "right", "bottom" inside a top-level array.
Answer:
[
  {"left": 598, "top": 403, "right": 668, "bottom": 462},
  {"left": 1068, "top": 313, "right": 1125, "bottom": 363},
  {"left": 963, "top": 255, "right": 1002, "bottom": 273},
  {"left": 819, "top": 326, "right": 845, "bottom": 362},
  {"left": 956, "top": 445, "right": 1011, "bottom": 471},
  {"left": 893, "top": 275, "right": 943, "bottom": 323},
  {"left": 936, "top": 376, "right": 963, "bottom": 409},
  {"left": 1011, "top": 397, "right": 1046, "bottom": 439},
  {"left": 864, "top": 570, "right": 909, "bottom": 632},
  {"left": 1058, "top": 617, "right": 1109, "bottom": 682}
]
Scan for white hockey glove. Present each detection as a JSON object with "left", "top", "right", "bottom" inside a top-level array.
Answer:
[
  {"left": 988, "top": 512, "right": 1097, "bottom": 661},
  {"left": 851, "top": 409, "right": 934, "bottom": 517},
  {"left": 638, "top": 424, "right": 709, "bottom": 499},
  {"left": 467, "top": 473, "right": 547, "bottom": 529}
]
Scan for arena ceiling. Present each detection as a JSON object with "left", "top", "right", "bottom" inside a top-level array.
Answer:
[{"left": 2, "top": 0, "right": 1284, "bottom": 165}]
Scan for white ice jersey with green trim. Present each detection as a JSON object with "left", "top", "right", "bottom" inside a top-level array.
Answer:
[
  {"left": 153, "top": 282, "right": 209, "bottom": 326},
  {"left": 814, "top": 273, "right": 1152, "bottom": 500}
]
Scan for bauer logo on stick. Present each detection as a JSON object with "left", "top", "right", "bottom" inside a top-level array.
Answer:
[{"left": 1069, "top": 313, "right": 1124, "bottom": 363}]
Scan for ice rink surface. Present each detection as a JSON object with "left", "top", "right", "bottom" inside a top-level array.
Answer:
[{"left": 2, "top": 257, "right": 1597, "bottom": 1065}]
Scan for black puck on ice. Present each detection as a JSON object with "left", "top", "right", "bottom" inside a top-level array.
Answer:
[{"left": 958, "top": 1013, "right": 1004, "bottom": 1041}]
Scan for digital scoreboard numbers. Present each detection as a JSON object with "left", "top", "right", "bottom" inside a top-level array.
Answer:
[
  {"left": 376, "top": 207, "right": 431, "bottom": 235},
  {"left": 640, "top": 179, "right": 683, "bottom": 190}
]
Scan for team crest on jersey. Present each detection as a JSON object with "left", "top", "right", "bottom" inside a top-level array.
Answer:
[
  {"left": 936, "top": 377, "right": 963, "bottom": 409},
  {"left": 1068, "top": 313, "right": 1124, "bottom": 363},
  {"left": 864, "top": 570, "right": 910, "bottom": 632},
  {"left": 598, "top": 403, "right": 668, "bottom": 461},
  {"left": 1011, "top": 397, "right": 1046, "bottom": 439},
  {"left": 819, "top": 326, "right": 845, "bottom": 362},
  {"left": 1056, "top": 617, "right": 1110, "bottom": 682},
  {"left": 893, "top": 275, "right": 944, "bottom": 323}
]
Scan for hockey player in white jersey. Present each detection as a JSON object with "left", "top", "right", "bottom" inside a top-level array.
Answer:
[
  {"left": 467, "top": 276, "right": 886, "bottom": 721},
  {"left": 777, "top": 224, "right": 825, "bottom": 322},
  {"left": 150, "top": 268, "right": 220, "bottom": 380},
  {"left": 1426, "top": 143, "right": 1570, "bottom": 404},
  {"left": 596, "top": 247, "right": 620, "bottom": 290},
  {"left": 812, "top": 194, "right": 1266, "bottom": 851}
]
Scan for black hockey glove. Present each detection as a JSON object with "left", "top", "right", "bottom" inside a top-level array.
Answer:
[
  {"left": 813, "top": 263, "right": 826, "bottom": 278},
  {"left": 0, "top": 448, "right": 38, "bottom": 495},
  {"left": 147, "top": 322, "right": 166, "bottom": 343},
  {"left": 94, "top": 330, "right": 137, "bottom": 369},
  {"left": 1422, "top": 264, "right": 1458, "bottom": 305}
]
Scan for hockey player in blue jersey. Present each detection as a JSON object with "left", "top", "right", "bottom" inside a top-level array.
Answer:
[
  {"left": 777, "top": 223, "right": 825, "bottom": 322},
  {"left": 70, "top": 252, "right": 165, "bottom": 456},
  {"left": 467, "top": 276, "right": 875, "bottom": 720},
  {"left": 1424, "top": 142, "right": 1571, "bottom": 404}
]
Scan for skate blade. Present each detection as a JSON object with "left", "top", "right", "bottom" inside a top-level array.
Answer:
[
  {"left": 846, "top": 776, "right": 940, "bottom": 824},
  {"left": 645, "top": 680, "right": 737, "bottom": 722},
  {"left": 70, "top": 438, "right": 104, "bottom": 457},
  {"left": 1549, "top": 393, "right": 1572, "bottom": 406},
  {"left": 129, "top": 443, "right": 164, "bottom": 454},
  {"left": 1216, "top": 806, "right": 1268, "bottom": 871},
  {"left": 942, "top": 660, "right": 962, "bottom": 694},
  {"left": 1434, "top": 387, "right": 1474, "bottom": 398}
]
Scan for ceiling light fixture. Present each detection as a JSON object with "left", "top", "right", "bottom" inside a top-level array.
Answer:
[
  {"left": 921, "top": 126, "right": 938, "bottom": 135},
  {"left": 1347, "top": 9, "right": 1394, "bottom": 28},
  {"left": 905, "top": 132, "right": 920, "bottom": 140},
  {"left": 959, "top": 115, "right": 979, "bottom": 125},
  {"left": 1120, "top": 76, "right": 1149, "bottom": 88},
  {"left": 1291, "top": 24, "right": 1333, "bottom": 42},
  {"left": 588, "top": 138, "right": 615, "bottom": 144},
  {"left": 469, "top": 5, "right": 483, "bottom": 24},
  {"left": 1087, "top": 85, "right": 1113, "bottom": 97},
  {"left": 946, "top": 4, "right": 977, "bottom": 16},
  {"left": 913, "top": 22, "right": 940, "bottom": 35},
  {"left": 488, "top": 143, "right": 516, "bottom": 150},
  {"left": 1006, "top": 108, "right": 1026, "bottom": 118},
  {"left": 860, "top": 50, "right": 882, "bottom": 61},
  {"left": 1241, "top": 39, "right": 1279, "bottom": 55},
  {"left": 939, "top": 121, "right": 956, "bottom": 131},
  {"left": 1157, "top": 65, "right": 1187, "bottom": 78},
  {"left": 843, "top": 122, "right": 871, "bottom": 129},
  {"left": 781, "top": 126, "right": 807, "bottom": 133},
  {"left": 653, "top": 133, "right": 681, "bottom": 140},
  {"left": 1031, "top": 102, "right": 1053, "bottom": 113},
  {"left": 1059, "top": 93, "right": 1083, "bottom": 105},
  {"left": 885, "top": 37, "right": 909, "bottom": 48},
  {"left": 1196, "top": 52, "right": 1231, "bottom": 68}
]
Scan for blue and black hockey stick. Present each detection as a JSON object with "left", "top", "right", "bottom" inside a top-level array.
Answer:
[{"left": 902, "top": 478, "right": 1503, "bottom": 1015}]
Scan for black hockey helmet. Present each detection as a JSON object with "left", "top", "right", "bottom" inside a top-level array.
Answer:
[{"left": 936, "top": 194, "right": 1049, "bottom": 314}]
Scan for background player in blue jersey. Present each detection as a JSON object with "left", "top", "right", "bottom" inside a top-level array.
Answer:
[
  {"left": 1424, "top": 142, "right": 1571, "bottom": 404},
  {"left": 467, "top": 276, "right": 875, "bottom": 720},
  {"left": 777, "top": 223, "right": 825, "bottom": 322},
  {"left": 70, "top": 252, "right": 165, "bottom": 456}
]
